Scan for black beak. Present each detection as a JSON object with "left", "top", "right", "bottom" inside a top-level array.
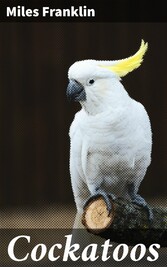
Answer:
[{"left": 66, "top": 80, "right": 86, "bottom": 102}]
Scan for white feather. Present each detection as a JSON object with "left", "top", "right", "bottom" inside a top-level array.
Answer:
[{"left": 68, "top": 60, "right": 152, "bottom": 213}]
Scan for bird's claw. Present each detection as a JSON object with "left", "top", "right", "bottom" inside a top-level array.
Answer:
[
  {"left": 128, "top": 182, "right": 153, "bottom": 223},
  {"left": 131, "top": 195, "right": 153, "bottom": 222}
]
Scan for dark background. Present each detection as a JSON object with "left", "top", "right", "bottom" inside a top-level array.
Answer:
[{"left": 0, "top": 23, "right": 166, "bottom": 208}]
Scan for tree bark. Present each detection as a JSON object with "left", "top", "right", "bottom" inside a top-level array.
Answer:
[{"left": 82, "top": 196, "right": 167, "bottom": 247}]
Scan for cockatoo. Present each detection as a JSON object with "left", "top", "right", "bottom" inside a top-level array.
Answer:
[{"left": 67, "top": 40, "right": 152, "bottom": 220}]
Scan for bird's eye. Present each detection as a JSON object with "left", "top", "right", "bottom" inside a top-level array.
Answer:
[{"left": 88, "top": 79, "right": 95, "bottom": 85}]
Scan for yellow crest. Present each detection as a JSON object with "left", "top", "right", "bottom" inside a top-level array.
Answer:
[{"left": 99, "top": 40, "right": 148, "bottom": 77}]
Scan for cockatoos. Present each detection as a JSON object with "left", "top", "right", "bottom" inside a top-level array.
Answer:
[{"left": 67, "top": 40, "right": 152, "bottom": 220}]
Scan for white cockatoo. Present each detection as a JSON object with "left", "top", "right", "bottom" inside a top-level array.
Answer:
[{"left": 67, "top": 40, "right": 152, "bottom": 221}]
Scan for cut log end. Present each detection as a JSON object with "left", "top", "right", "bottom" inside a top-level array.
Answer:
[
  {"left": 81, "top": 196, "right": 167, "bottom": 247},
  {"left": 82, "top": 197, "right": 114, "bottom": 233}
]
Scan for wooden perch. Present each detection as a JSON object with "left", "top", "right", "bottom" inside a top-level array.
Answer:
[{"left": 82, "top": 196, "right": 167, "bottom": 247}]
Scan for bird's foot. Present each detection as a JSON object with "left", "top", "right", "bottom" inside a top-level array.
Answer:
[
  {"left": 84, "top": 189, "right": 115, "bottom": 215},
  {"left": 132, "top": 194, "right": 153, "bottom": 222},
  {"left": 128, "top": 183, "right": 153, "bottom": 222}
]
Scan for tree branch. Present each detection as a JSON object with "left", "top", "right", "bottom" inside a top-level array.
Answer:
[{"left": 82, "top": 196, "right": 167, "bottom": 247}]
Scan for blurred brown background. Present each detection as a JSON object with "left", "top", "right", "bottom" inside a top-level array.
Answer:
[{"left": 0, "top": 23, "right": 167, "bottom": 209}]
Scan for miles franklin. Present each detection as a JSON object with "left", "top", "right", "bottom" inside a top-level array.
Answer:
[{"left": 6, "top": 6, "right": 95, "bottom": 17}]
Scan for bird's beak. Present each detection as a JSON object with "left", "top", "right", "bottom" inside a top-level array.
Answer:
[{"left": 66, "top": 80, "right": 86, "bottom": 102}]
